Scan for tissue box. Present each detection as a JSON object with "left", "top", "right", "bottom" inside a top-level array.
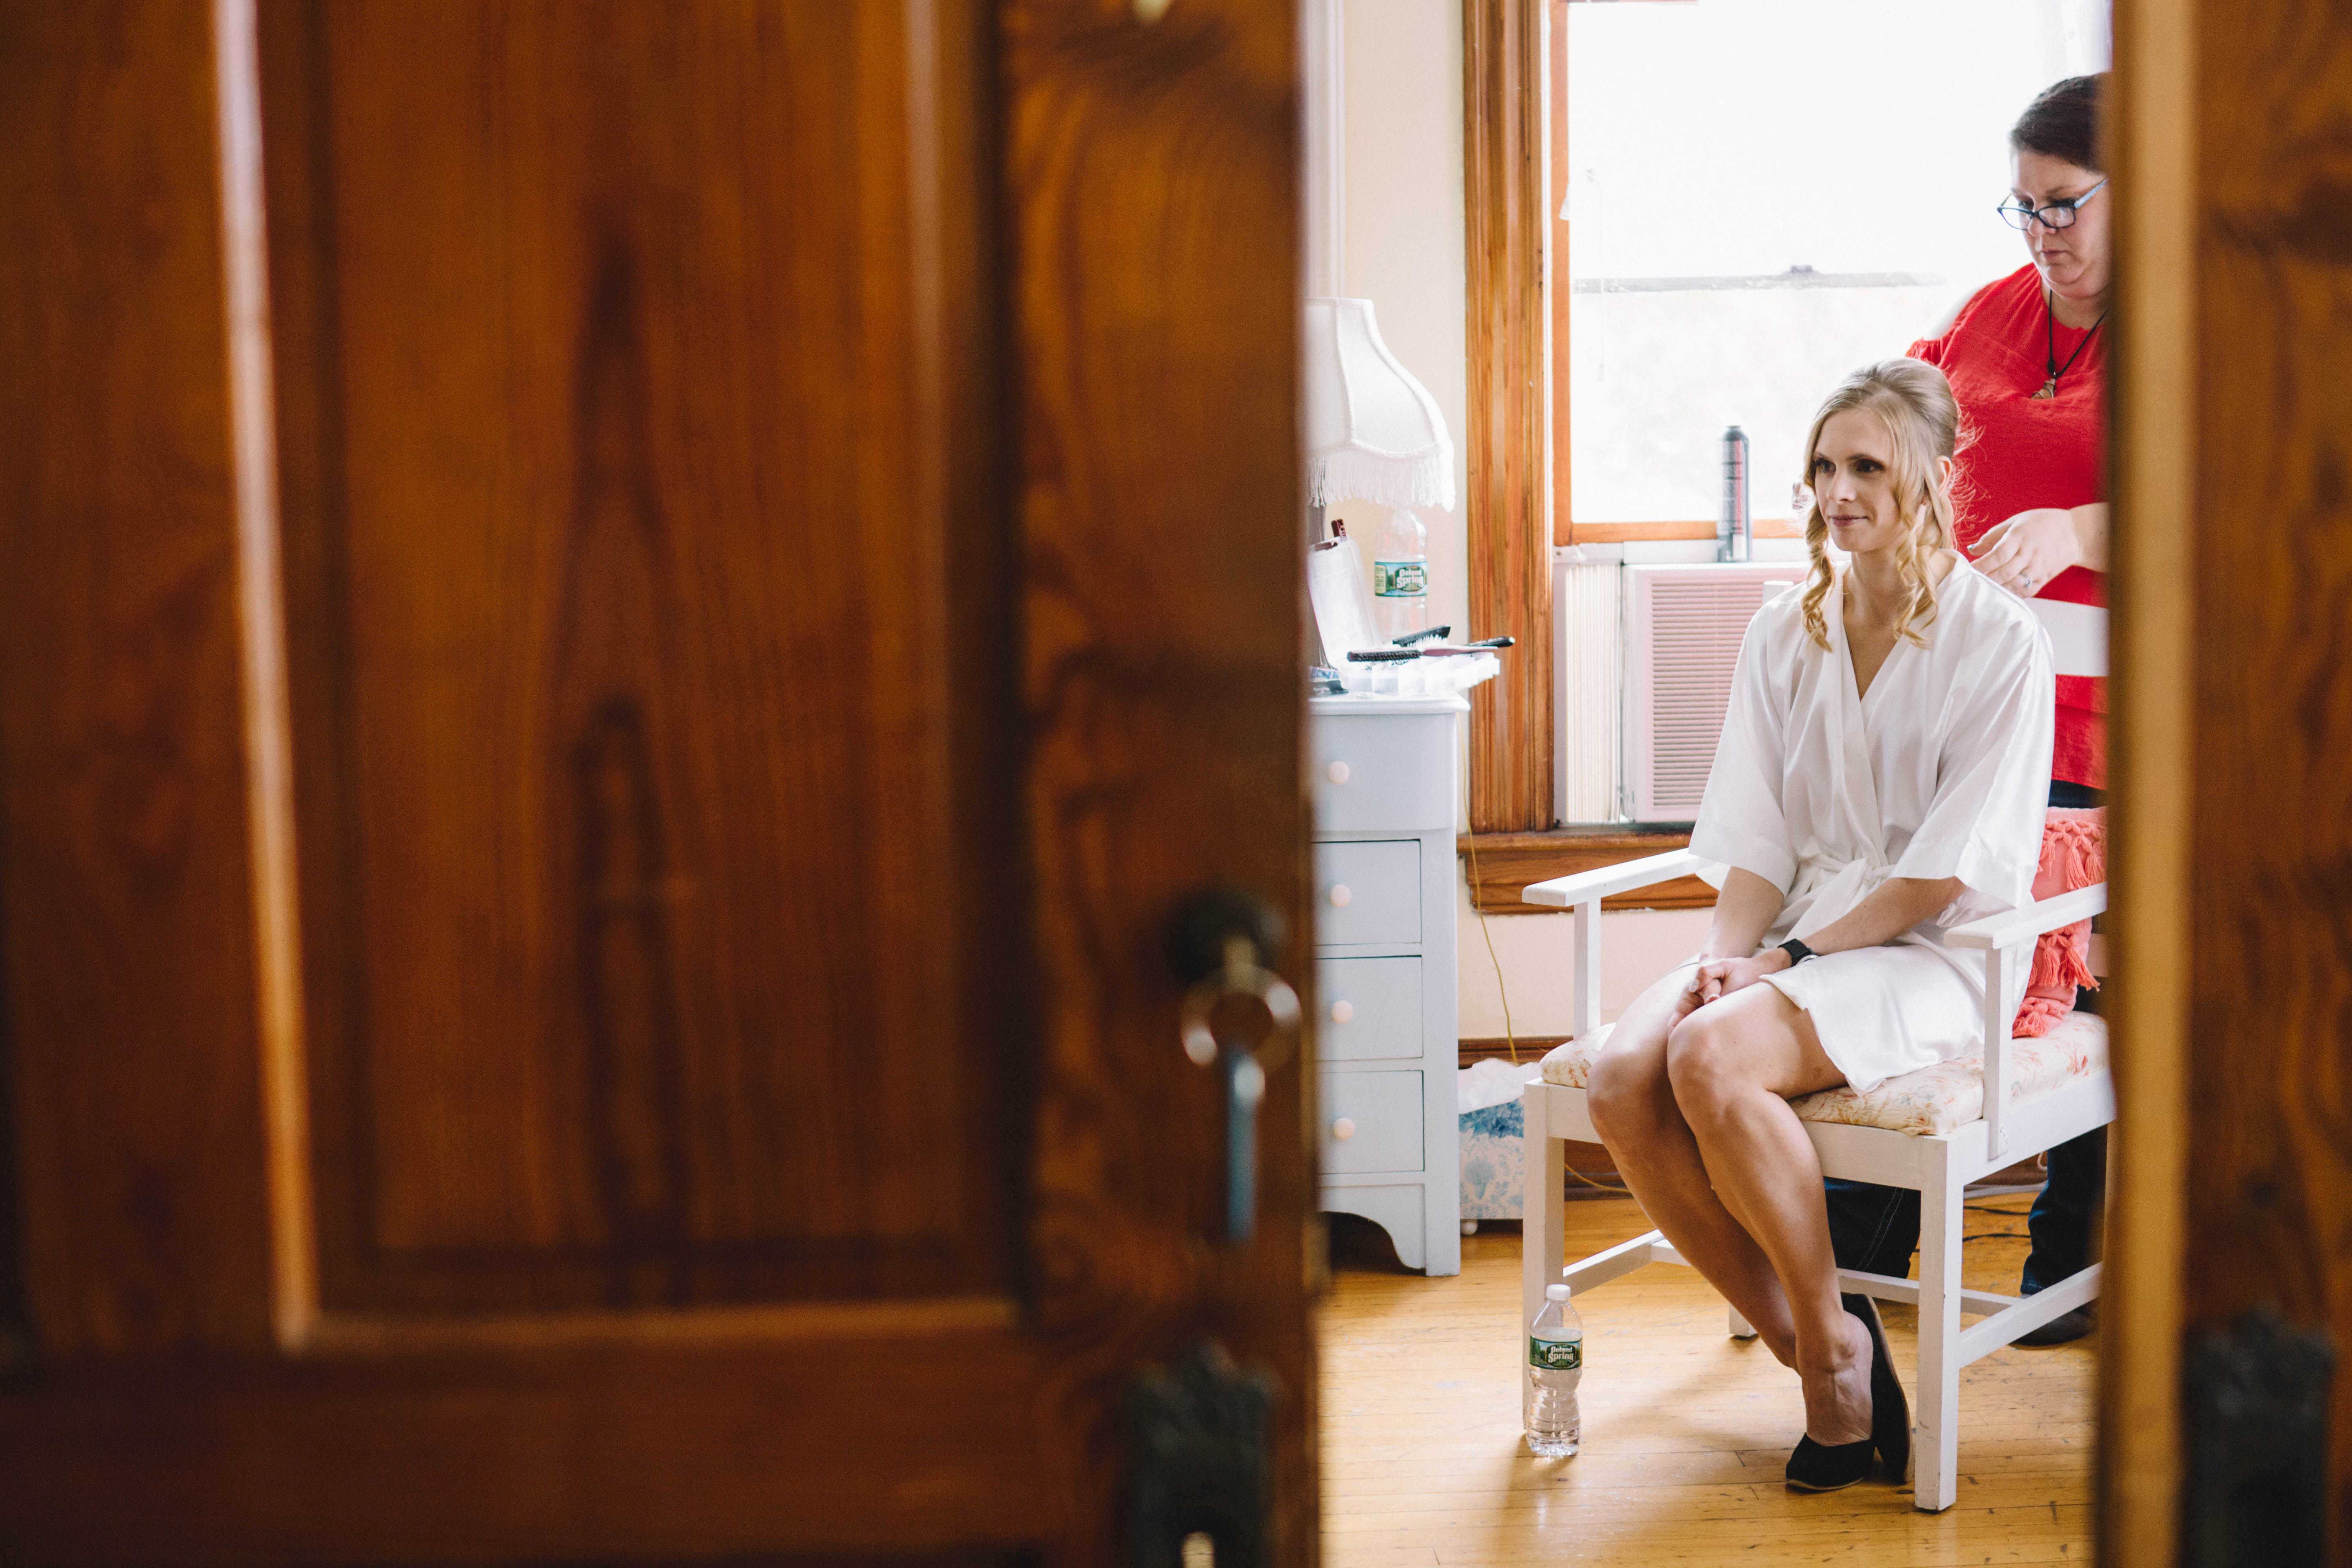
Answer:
[
  {"left": 1457, "top": 1057, "right": 1542, "bottom": 1220},
  {"left": 1459, "top": 1097, "right": 1528, "bottom": 1219}
]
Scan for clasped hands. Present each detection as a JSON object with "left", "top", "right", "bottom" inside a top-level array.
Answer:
[{"left": 1682, "top": 945, "right": 1797, "bottom": 1010}]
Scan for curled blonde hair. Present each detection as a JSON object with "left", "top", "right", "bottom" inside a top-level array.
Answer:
[{"left": 1796, "top": 359, "right": 1964, "bottom": 651}]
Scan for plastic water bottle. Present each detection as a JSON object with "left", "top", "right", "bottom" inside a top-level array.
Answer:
[
  {"left": 1524, "top": 1282, "right": 1583, "bottom": 1457},
  {"left": 1370, "top": 508, "right": 1429, "bottom": 640}
]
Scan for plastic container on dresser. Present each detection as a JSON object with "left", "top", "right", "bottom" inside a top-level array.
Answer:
[{"left": 1309, "top": 691, "right": 1464, "bottom": 1276}]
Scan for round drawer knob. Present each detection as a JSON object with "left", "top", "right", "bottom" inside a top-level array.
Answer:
[
  {"left": 1330, "top": 999, "right": 1354, "bottom": 1025},
  {"left": 1325, "top": 760, "right": 1351, "bottom": 785},
  {"left": 1328, "top": 884, "right": 1352, "bottom": 909},
  {"left": 1330, "top": 1117, "right": 1356, "bottom": 1142}
]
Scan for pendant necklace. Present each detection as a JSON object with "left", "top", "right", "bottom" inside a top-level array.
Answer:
[{"left": 2033, "top": 289, "right": 2108, "bottom": 399}]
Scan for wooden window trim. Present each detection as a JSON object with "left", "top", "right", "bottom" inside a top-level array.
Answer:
[
  {"left": 1546, "top": 1, "right": 1572, "bottom": 556},
  {"left": 1461, "top": 0, "right": 1552, "bottom": 833},
  {"left": 1458, "top": 829, "right": 1714, "bottom": 914},
  {"left": 1568, "top": 518, "right": 1807, "bottom": 543},
  {"left": 1463, "top": 3, "right": 1789, "bottom": 842}
]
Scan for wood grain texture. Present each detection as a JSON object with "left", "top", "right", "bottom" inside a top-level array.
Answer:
[
  {"left": 2172, "top": 0, "right": 2352, "bottom": 1548},
  {"left": 0, "top": 0, "right": 278, "bottom": 1355},
  {"left": 1461, "top": 0, "right": 1555, "bottom": 833},
  {"left": 1000, "top": 1, "right": 1314, "bottom": 1562},
  {"left": 1458, "top": 831, "right": 1713, "bottom": 915},
  {"left": 258, "top": 0, "right": 1023, "bottom": 1313},
  {"left": 1457, "top": 1036, "right": 1573, "bottom": 1067},
  {"left": 0, "top": 1, "right": 1319, "bottom": 1560},
  {"left": 1325, "top": 1203, "right": 2093, "bottom": 1565},
  {"left": 2100, "top": 0, "right": 2195, "bottom": 1559},
  {"left": 1564, "top": 519, "right": 1804, "bottom": 543},
  {"left": 0, "top": 1330, "right": 1055, "bottom": 1563},
  {"left": 1547, "top": 0, "right": 1571, "bottom": 551}
]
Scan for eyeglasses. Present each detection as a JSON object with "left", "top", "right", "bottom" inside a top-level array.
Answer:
[{"left": 1996, "top": 176, "right": 2109, "bottom": 230}]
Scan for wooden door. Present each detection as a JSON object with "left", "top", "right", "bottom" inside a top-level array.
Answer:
[
  {"left": 0, "top": 2, "right": 1314, "bottom": 1563},
  {"left": 2105, "top": 0, "right": 2352, "bottom": 1561}
]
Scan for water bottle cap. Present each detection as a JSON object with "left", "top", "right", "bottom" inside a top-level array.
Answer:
[{"left": 1546, "top": 1283, "right": 1571, "bottom": 1301}]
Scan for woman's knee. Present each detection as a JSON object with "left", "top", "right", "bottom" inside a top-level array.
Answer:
[
  {"left": 1584, "top": 1045, "right": 1665, "bottom": 1145},
  {"left": 1665, "top": 1012, "right": 1741, "bottom": 1123}
]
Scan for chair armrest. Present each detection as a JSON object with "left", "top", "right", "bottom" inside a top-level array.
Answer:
[
  {"left": 1522, "top": 849, "right": 1706, "bottom": 909},
  {"left": 1944, "top": 882, "right": 2107, "bottom": 951}
]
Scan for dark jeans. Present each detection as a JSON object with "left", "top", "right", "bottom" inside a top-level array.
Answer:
[
  {"left": 1824, "top": 1126, "right": 2106, "bottom": 1292},
  {"left": 1822, "top": 778, "right": 2106, "bottom": 1293}
]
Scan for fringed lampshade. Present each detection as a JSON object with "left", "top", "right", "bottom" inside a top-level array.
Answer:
[{"left": 1302, "top": 297, "right": 1456, "bottom": 512}]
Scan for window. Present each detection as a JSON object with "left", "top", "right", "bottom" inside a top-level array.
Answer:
[{"left": 1564, "top": 0, "right": 2112, "bottom": 533}]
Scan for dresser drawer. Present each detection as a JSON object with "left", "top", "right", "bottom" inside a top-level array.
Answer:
[
  {"left": 1316, "top": 956, "right": 1423, "bottom": 1062},
  {"left": 1313, "top": 713, "right": 1454, "bottom": 831},
  {"left": 1313, "top": 839, "right": 1421, "bottom": 947},
  {"left": 1320, "top": 1070, "right": 1425, "bottom": 1174}
]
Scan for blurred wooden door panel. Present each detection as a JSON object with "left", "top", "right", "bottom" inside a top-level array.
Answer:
[
  {"left": 0, "top": 1, "right": 1309, "bottom": 1563},
  {"left": 262, "top": 0, "right": 1022, "bottom": 1316}
]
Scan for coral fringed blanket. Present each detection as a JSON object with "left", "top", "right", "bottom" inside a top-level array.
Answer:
[{"left": 2013, "top": 807, "right": 2106, "bottom": 1038}]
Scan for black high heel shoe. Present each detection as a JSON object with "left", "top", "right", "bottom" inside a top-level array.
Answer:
[
  {"left": 1786, "top": 1298, "right": 1909, "bottom": 1492},
  {"left": 1784, "top": 1432, "right": 1877, "bottom": 1492},
  {"left": 1846, "top": 1292, "right": 1912, "bottom": 1485}
]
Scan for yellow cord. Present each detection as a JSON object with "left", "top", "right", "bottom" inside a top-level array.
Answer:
[
  {"left": 1463, "top": 833, "right": 1519, "bottom": 1063},
  {"left": 1467, "top": 833, "right": 1633, "bottom": 1194}
]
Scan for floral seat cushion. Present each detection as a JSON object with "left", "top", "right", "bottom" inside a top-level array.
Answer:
[{"left": 1537, "top": 1009, "right": 2107, "bottom": 1138}]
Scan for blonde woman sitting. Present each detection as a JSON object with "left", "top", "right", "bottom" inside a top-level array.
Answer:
[{"left": 1584, "top": 359, "right": 2054, "bottom": 1492}]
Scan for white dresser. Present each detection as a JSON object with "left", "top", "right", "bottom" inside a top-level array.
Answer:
[{"left": 1309, "top": 693, "right": 1463, "bottom": 1276}]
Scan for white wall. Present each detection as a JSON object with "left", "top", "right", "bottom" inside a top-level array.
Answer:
[
  {"left": 1457, "top": 890, "right": 1712, "bottom": 1038},
  {"left": 1329, "top": 1, "right": 1704, "bottom": 1039},
  {"left": 1330, "top": 0, "right": 1469, "bottom": 641}
]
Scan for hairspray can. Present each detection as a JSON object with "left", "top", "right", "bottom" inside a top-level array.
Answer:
[{"left": 1719, "top": 424, "right": 1751, "bottom": 563}]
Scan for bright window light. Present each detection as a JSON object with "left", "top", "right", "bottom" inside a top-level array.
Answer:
[{"left": 1566, "top": 0, "right": 2111, "bottom": 527}]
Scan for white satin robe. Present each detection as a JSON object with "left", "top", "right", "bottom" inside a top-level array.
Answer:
[{"left": 1686, "top": 561, "right": 2056, "bottom": 1093}]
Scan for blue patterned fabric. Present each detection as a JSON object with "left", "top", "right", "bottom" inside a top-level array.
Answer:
[{"left": 1459, "top": 1100, "right": 1527, "bottom": 1219}]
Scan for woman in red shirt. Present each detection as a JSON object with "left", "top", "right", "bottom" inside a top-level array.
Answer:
[
  {"left": 1911, "top": 74, "right": 2110, "bottom": 794},
  {"left": 1823, "top": 74, "right": 2109, "bottom": 1348}
]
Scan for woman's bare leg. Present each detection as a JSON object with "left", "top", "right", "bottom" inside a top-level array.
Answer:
[
  {"left": 1665, "top": 982, "right": 1871, "bottom": 1445},
  {"left": 1584, "top": 969, "right": 1800, "bottom": 1365}
]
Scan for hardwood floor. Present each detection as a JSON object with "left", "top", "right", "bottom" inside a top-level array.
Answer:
[{"left": 1320, "top": 1196, "right": 2094, "bottom": 1566}]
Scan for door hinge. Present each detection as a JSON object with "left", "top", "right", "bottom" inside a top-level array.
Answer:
[
  {"left": 2183, "top": 1304, "right": 2336, "bottom": 1568},
  {"left": 1127, "top": 1340, "right": 1278, "bottom": 1568}
]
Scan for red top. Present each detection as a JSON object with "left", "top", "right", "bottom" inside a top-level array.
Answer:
[{"left": 1909, "top": 263, "right": 2107, "bottom": 788}]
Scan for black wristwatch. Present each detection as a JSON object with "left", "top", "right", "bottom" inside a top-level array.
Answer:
[{"left": 1775, "top": 938, "right": 1817, "bottom": 968}]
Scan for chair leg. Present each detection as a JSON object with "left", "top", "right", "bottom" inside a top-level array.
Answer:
[
  {"left": 1728, "top": 1304, "right": 1757, "bottom": 1339},
  {"left": 1914, "top": 1157, "right": 1962, "bottom": 1511},
  {"left": 1522, "top": 1088, "right": 1564, "bottom": 1336}
]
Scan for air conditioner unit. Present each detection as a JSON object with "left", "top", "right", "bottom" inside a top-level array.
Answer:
[{"left": 1623, "top": 562, "right": 1804, "bottom": 822}]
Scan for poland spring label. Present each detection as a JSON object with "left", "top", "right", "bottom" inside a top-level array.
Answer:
[{"left": 1528, "top": 1336, "right": 1583, "bottom": 1371}]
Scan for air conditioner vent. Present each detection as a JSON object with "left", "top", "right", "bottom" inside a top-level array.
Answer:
[{"left": 1624, "top": 564, "right": 1801, "bottom": 822}]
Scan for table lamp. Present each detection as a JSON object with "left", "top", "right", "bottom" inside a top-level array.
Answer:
[
  {"left": 1303, "top": 296, "right": 1456, "bottom": 523},
  {"left": 1303, "top": 297, "right": 1455, "bottom": 666}
]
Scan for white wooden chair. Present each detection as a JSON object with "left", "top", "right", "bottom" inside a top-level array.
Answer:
[{"left": 1519, "top": 597, "right": 2111, "bottom": 1513}]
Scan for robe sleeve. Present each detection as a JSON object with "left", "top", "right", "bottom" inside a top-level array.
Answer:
[
  {"left": 1889, "top": 604, "right": 2056, "bottom": 924},
  {"left": 1690, "top": 606, "right": 1798, "bottom": 894}
]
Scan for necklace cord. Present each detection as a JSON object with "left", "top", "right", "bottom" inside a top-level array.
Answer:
[{"left": 2043, "top": 288, "right": 2109, "bottom": 390}]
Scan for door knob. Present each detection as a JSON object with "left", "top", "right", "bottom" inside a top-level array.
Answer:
[
  {"left": 1168, "top": 886, "right": 1297, "bottom": 1245},
  {"left": 1330, "top": 1117, "right": 1356, "bottom": 1141}
]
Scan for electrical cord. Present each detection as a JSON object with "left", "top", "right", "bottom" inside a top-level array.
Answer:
[
  {"left": 1463, "top": 833, "right": 1519, "bottom": 1064},
  {"left": 1465, "top": 837, "right": 1634, "bottom": 1195}
]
